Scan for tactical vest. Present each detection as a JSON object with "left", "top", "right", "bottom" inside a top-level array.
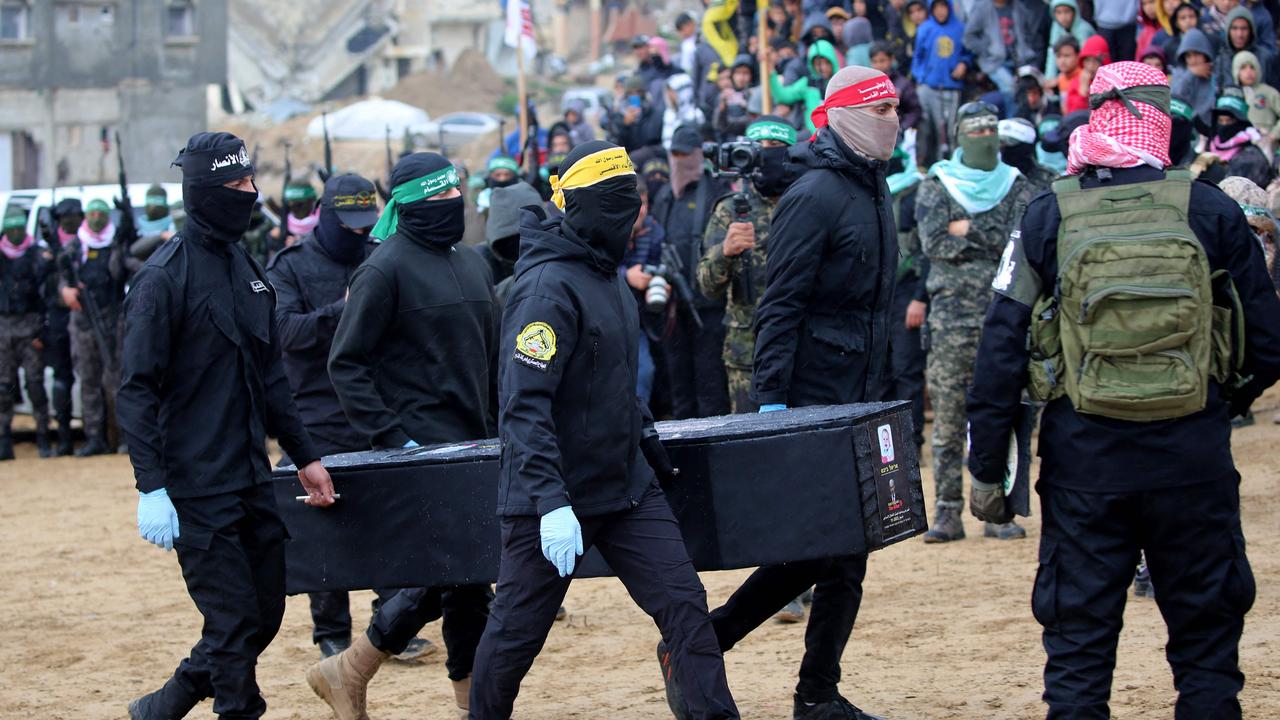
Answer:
[{"left": 1026, "top": 171, "right": 1244, "bottom": 421}]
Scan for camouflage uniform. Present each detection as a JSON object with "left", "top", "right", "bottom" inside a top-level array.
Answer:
[
  {"left": 916, "top": 172, "right": 1031, "bottom": 508},
  {"left": 697, "top": 190, "right": 776, "bottom": 414},
  {"left": 1023, "top": 163, "right": 1060, "bottom": 196},
  {"left": 60, "top": 240, "right": 125, "bottom": 449}
]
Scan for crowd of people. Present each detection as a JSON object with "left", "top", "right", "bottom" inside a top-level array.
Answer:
[{"left": 4, "top": 1, "right": 1280, "bottom": 719}]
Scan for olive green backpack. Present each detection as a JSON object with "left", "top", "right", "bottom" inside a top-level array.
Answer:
[{"left": 1026, "top": 170, "right": 1244, "bottom": 421}]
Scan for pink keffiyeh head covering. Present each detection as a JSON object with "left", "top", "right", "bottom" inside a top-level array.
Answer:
[{"left": 1067, "top": 62, "right": 1173, "bottom": 175}]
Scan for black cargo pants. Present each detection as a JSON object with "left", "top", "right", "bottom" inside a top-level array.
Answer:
[
  {"left": 160, "top": 483, "right": 288, "bottom": 720},
  {"left": 1035, "top": 477, "right": 1255, "bottom": 720},
  {"left": 708, "top": 553, "right": 869, "bottom": 704},
  {"left": 469, "top": 483, "right": 739, "bottom": 719}
]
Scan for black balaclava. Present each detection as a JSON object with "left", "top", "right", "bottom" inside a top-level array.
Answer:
[
  {"left": 1002, "top": 142, "right": 1038, "bottom": 175},
  {"left": 173, "top": 131, "right": 258, "bottom": 246},
  {"left": 559, "top": 140, "right": 643, "bottom": 265},
  {"left": 1170, "top": 117, "right": 1196, "bottom": 164},
  {"left": 313, "top": 205, "right": 368, "bottom": 266},
  {"left": 1215, "top": 116, "right": 1251, "bottom": 142},
  {"left": 754, "top": 146, "right": 796, "bottom": 198},
  {"left": 391, "top": 152, "right": 465, "bottom": 248}
]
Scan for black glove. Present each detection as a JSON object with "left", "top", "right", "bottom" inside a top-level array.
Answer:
[
  {"left": 640, "top": 430, "right": 680, "bottom": 485},
  {"left": 969, "top": 478, "right": 1013, "bottom": 524}
]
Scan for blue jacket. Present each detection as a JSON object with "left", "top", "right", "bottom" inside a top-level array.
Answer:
[{"left": 913, "top": 1, "right": 971, "bottom": 90}]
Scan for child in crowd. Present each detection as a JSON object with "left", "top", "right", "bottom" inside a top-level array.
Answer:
[
  {"left": 1235, "top": 50, "right": 1280, "bottom": 156},
  {"left": 1046, "top": 0, "right": 1096, "bottom": 80},
  {"left": 1053, "top": 36, "right": 1087, "bottom": 114},
  {"left": 912, "top": 0, "right": 970, "bottom": 165}
]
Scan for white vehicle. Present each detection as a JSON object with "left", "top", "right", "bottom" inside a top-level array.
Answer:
[
  {"left": 0, "top": 183, "right": 184, "bottom": 243},
  {"left": 1, "top": 183, "right": 182, "bottom": 422},
  {"left": 560, "top": 87, "right": 614, "bottom": 126},
  {"left": 413, "top": 112, "right": 501, "bottom": 152}
]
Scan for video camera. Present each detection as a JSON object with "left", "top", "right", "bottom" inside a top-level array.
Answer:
[{"left": 702, "top": 140, "right": 763, "bottom": 177}]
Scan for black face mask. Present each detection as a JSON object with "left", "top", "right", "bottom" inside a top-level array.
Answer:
[
  {"left": 1001, "top": 143, "right": 1037, "bottom": 174},
  {"left": 398, "top": 195, "right": 466, "bottom": 248},
  {"left": 185, "top": 182, "right": 259, "bottom": 245},
  {"left": 564, "top": 177, "right": 643, "bottom": 265},
  {"left": 1170, "top": 119, "right": 1196, "bottom": 164},
  {"left": 313, "top": 206, "right": 368, "bottom": 265},
  {"left": 752, "top": 146, "right": 795, "bottom": 198},
  {"left": 1215, "top": 118, "right": 1249, "bottom": 142}
]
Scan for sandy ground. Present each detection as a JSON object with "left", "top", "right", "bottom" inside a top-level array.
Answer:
[{"left": 1, "top": 392, "right": 1278, "bottom": 720}]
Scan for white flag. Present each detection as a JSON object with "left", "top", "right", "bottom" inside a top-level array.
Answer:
[{"left": 504, "top": 0, "right": 537, "bottom": 60}]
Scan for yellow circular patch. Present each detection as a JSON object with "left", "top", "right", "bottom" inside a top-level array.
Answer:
[
  {"left": 516, "top": 322, "right": 557, "bottom": 361},
  {"left": 936, "top": 36, "right": 954, "bottom": 59}
]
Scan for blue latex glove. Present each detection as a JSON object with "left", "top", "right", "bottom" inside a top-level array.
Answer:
[
  {"left": 759, "top": 404, "right": 787, "bottom": 413},
  {"left": 137, "top": 489, "right": 180, "bottom": 551},
  {"left": 403, "top": 440, "right": 420, "bottom": 448},
  {"left": 540, "top": 506, "right": 583, "bottom": 577}
]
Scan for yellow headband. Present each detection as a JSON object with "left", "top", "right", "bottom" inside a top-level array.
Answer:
[{"left": 550, "top": 147, "right": 636, "bottom": 209}]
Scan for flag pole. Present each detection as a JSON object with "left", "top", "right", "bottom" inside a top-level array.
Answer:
[
  {"left": 758, "top": 0, "right": 771, "bottom": 114},
  {"left": 517, "top": 31, "right": 529, "bottom": 169}
]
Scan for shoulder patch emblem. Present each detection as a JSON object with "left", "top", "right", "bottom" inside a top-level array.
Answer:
[{"left": 514, "top": 322, "right": 557, "bottom": 371}]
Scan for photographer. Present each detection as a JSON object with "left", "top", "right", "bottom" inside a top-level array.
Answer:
[
  {"left": 697, "top": 116, "right": 799, "bottom": 414},
  {"left": 652, "top": 124, "right": 732, "bottom": 419}
]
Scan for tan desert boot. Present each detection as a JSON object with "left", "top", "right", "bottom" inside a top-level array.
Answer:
[{"left": 306, "top": 633, "right": 389, "bottom": 720}]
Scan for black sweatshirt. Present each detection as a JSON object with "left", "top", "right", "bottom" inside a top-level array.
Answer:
[
  {"left": 118, "top": 233, "right": 319, "bottom": 498},
  {"left": 496, "top": 212, "right": 657, "bottom": 517},
  {"left": 328, "top": 230, "right": 500, "bottom": 449}
]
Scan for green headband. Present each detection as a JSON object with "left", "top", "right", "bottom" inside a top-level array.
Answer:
[
  {"left": 1216, "top": 95, "right": 1249, "bottom": 118},
  {"left": 284, "top": 185, "right": 318, "bottom": 202},
  {"left": 1170, "top": 98, "right": 1194, "bottom": 122},
  {"left": 145, "top": 194, "right": 168, "bottom": 207},
  {"left": 1241, "top": 203, "right": 1271, "bottom": 218},
  {"left": 3, "top": 213, "right": 25, "bottom": 230},
  {"left": 488, "top": 157, "right": 519, "bottom": 173},
  {"left": 1089, "top": 84, "right": 1171, "bottom": 119},
  {"left": 746, "top": 120, "right": 797, "bottom": 145},
  {"left": 86, "top": 199, "right": 110, "bottom": 213},
  {"left": 371, "top": 165, "right": 461, "bottom": 240}
]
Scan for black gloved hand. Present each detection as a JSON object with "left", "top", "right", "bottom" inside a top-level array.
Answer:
[
  {"left": 970, "top": 478, "right": 1013, "bottom": 524},
  {"left": 640, "top": 431, "right": 680, "bottom": 485}
]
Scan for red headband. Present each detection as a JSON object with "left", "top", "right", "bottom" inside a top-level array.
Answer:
[{"left": 810, "top": 75, "right": 898, "bottom": 130}]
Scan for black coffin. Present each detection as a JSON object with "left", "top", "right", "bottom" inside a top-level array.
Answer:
[{"left": 273, "top": 402, "right": 926, "bottom": 594}]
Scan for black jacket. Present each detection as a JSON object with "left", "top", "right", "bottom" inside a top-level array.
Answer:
[
  {"left": 752, "top": 129, "right": 897, "bottom": 407},
  {"left": 967, "top": 166, "right": 1280, "bottom": 492},
  {"left": 0, "top": 244, "right": 51, "bottom": 317},
  {"left": 266, "top": 235, "right": 371, "bottom": 455},
  {"left": 497, "top": 212, "right": 656, "bottom": 518},
  {"left": 652, "top": 173, "right": 731, "bottom": 311},
  {"left": 328, "top": 230, "right": 499, "bottom": 450},
  {"left": 610, "top": 103, "right": 665, "bottom": 152},
  {"left": 117, "top": 234, "right": 319, "bottom": 499}
]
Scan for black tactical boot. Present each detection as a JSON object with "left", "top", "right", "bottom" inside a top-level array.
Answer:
[
  {"left": 75, "top": 433, "right": 110, "bottom": 457},
  {"left": 0, "top": 428, "right": 13, "bottom": 461},
  {"left": 657, "top": 641, "right": 692, "bottom": 720},
  {"left": 922, "top": 503, "right": 965, "bottom": 543},
  {"left": 35, "top": 417, "right": 52, "bottom": 458},
  {"left": 56, "top": 423, "right": 74, "bottom": 456},
  {"left": 127, "top": 676, "right": 201, "bottom": 719},
  {"left": 793, "top": 694, "right": 887, "bottom": 720}
]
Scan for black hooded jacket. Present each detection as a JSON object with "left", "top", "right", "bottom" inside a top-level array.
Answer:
[
  {"left": 327, "top": 218, "right": 500, "bottom": 450},
  {"left": 752, "top": 128, "right": 897, "bottom": 407},
  {"left": 266, "top": 234, "right": 373, "bottom": 454},
  {"left": 496, "top": 211, "right": 657, "bottom": 517},
  {"left": 117, "top": 229, "right": 319, "bottom": 498}
]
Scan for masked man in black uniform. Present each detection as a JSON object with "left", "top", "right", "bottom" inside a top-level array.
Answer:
[
  {"left": 119, "top": 131, "right": 337, "bottom": 720},
  {"left": 314, "top": 152, "right": 499, "bottom": 719},
  {"left": 468, "top": 140, "right": 740, "bottom": 720}
]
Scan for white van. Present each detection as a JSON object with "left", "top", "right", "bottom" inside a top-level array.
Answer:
[{"left": 0, "top": 183, "right": 184, "bottom": 242}]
